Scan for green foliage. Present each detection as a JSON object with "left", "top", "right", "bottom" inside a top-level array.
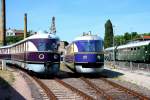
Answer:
[
  {"left": 114, "top": 35, "right": 125, "bottom": 45},
  {"left": 6, "top": 36, "right": 23, "bottom": 45},
  {"left": 114, "top": 32, "right": 150, "bottom": 46},
  {"left": 6, "top": 31, "right": 33, "bottom": 45},
  {"left": 104, "top": 19, "right": 114, "bottom": 48}
]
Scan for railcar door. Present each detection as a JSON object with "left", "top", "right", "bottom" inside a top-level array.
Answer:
[{"left": 146, "top": 43, "right": 150, "bottom": 62}]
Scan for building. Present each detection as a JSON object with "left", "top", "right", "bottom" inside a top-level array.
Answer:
[
  {"left": 6, "top": 28, "right": 24, "bottom": 37},
  {"left": 136, "top": 35, "right": 150, "bottom": 41},
  {"left": 58, "top": 41, "right": 69, "bottom": 55}
]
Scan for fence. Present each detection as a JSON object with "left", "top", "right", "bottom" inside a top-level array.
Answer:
[{"left": 105, "top": 61, "right": 150, "bottom": 73}]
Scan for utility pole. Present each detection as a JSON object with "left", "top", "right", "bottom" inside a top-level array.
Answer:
[
  {"left": 113, "top": 25, "right": 116, "bottom": 66},
  {"left": 1, "top": 0, "right": 6, "bottom": 46},
  {"left": 24, "top": 13, "right": 27, "bottom": 39},
  {"left": 50, "top": 16, "right": 56, "bottom": 34}
]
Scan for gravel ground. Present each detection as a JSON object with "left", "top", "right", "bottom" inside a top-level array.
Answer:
[
  {"left": 0, "top": 67, "right": 31, "bottom": 100},
  {"left": 8, "top": 68, "right": 33, "bottom": 100},
  {"left": 103, "top": 66, "right": 150, "bottom": 98}
]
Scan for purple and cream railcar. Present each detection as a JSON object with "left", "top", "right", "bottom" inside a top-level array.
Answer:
[
  {"left": 0, "top": 31, "right": 60, "bottom": 75},
  {"left": 64, "top": 33, "right": 104, "bottom": 73}
]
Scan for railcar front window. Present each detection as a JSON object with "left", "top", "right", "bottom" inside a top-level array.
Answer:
[
  {"left": 75, "top": 40, "right": 103, "bottom": 52},
  {"left": 36, "top": 39, "right": 58, "bottom": 51}
]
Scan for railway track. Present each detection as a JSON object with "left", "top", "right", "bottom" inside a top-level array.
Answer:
[
  {"left": 8, "top": 66, "right": 94, "bottom": 99},
  {"left": 80, "top": 77, "right": 150, "bottom": 100},
  {"left": 8, "top": 65, "right": 150, "bottom": 100},
  {"left": 39, "top": 78, "right": 94, "bottom": 100},
  {"left": 63, "top": 78, "right": 105, "bottom": 100}
]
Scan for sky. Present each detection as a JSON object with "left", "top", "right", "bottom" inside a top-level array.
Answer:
[{"left": 1, "top": 0, "right": 150, "bottom": 42}]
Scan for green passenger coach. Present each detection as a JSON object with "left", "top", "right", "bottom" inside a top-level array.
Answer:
[{"left": 105, "top": 40, "right": 150, "bottom": 63}]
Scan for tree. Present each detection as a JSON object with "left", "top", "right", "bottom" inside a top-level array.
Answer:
[
  {"left": 6, "top": 36, "right": 23, "bottom": 45},
  {"left": 6, "top": 31, "right": 33, "bottom": 45},
  {"left": 104, "top": 19, "right": 114, "bottom": 48},
  {"left": 114, "top": 35, "right": 124, "bottom": 45},
  {"left": 124, "top": 32, "right": 130, "bottom": 43}
]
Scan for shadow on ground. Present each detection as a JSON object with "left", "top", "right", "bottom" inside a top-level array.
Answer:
[
  {"left": 41, "top": 68, "right": 124, "bottom": 79},
  {"left": 100, "top": 69, "right": 124, "bottom": 78},
  {"left": 0, "top": 76, "right": 25, "bottom": 100}
]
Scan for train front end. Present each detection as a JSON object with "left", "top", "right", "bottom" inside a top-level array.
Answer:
[
  {"left": 74, "top": 35, "right": 104, "bottom": 73},
  {"left": 25, "top": 32, "right": 60, "bottom": 75}
]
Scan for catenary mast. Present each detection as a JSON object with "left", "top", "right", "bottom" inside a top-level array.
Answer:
[{"left": 50, "top": 16, "right": 56, "bottom": 34}]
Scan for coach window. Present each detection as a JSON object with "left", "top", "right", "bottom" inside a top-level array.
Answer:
[
  {"left": 19, "top": 45, "right": 21, "bottom": 53},
  {"left": 26, "top": 42, "right": 28, "bottom": 51},
  {"left": 145, "top": 46, "right": 147, "bottom": 50},
  {"left": 21, "top": 44, "right": 23, "bottom": 52},
  {"left": 3, "top": 49, "right": 5, "bottom": 54},
  {"left": 14, "top": 47, "right": 16, "bottom": 53},
  {"left": 20, "top": 44, "right": 22, "bottom": 52},
  {"left": 24, "top": 43, "right": 26, "bottom": 52},
  {"left": 20, "top": 44, "right": 22, "bottom": 53},
  {"left": 17, "top": 45, "right": 19, "bottom": 53},
  {"left": 134, "top": 48, "right": 136, "bottom": 50},
  {"left": 6, "top": 49, "right": 7, "bottom": 54},
  {"left": 16, "top": 45, "right": 20, "bottom": 53},
  {"left": 18, "top": 45, "right": 20, "bottom": 53},
  {"left": 22, "top": 44, "right": 24, "bottom": 52},
  {"left": 16, "top": 46, "right": 17, "bottom": 53},
  {"left": 8, "top": 48, "right": 9, "bottom": 54},
  {"left": 13, "top": 47, "right": 15, "bottom": 53}
]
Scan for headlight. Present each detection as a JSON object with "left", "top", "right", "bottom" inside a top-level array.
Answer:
[
  {"left": 97, "top": 55, "right": 101, "bottom": 60},
  {"left": 83, "top": 55, "right": 87, "bottom": 59},
  {"left": 39, "top": 53, "right": 45, "bottom": 60},
  {"left": 54, "top": 54, "right": 58, "bottom": 59}
]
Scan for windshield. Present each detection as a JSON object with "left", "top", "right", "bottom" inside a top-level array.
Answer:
[
  {"left": 30, "top": 39, "right": 59, "bottom": 51},
  {"left": 75, "top": 40, "right": 103, "bottom": 52}
]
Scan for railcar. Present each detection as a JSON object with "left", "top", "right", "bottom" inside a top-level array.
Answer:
[
  {"left": 104, "top": 47, "right": 116, "bottom": 61},
  {"left": 64, "top": 33, "right": 104, "bottom": 73},
  {"left": 105, "top": 40, "right": 150, "bottom": 62},
  {"left": 116, "top": 40, "right": 150, "bottom": 62},
  {"left": 0, "top": 31, "right": 60, "bottom": 75}
]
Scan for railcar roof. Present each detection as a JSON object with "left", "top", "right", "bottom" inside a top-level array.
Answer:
[
  {"left": 0, "top": 31, "right": 59, "bottom": 49},
  {"left": 117, "top": 40, "right": 150, "bottom": 49},
  {"left": 105, "top": 46, "right": 116, "bottom": 51},
  {"left": 74, "top": 35, "right": 103, "bottom": 41}
]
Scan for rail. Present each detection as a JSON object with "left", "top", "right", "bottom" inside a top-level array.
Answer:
[
  {"left": 32, "top": 76, "right": 57, "bottom": 100},
  {"left": 55, "top": 78, "right": 94, "bottom": 100},
  {"left": 80, "top": 77, "right": 113, "bottom": 100},
  {"left": 101, "top": 78, "right": 150, "bottom": 100}
]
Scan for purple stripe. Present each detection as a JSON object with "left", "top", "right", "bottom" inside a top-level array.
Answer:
[
  {"left": 26, "top": 52, "right": 60, "bottom": 62},
  {"left": 0, "top": 52, "right": 60, "bottom": 62},
  {"left": 75, "top": 54, "right": 97, "bottom": 63}
]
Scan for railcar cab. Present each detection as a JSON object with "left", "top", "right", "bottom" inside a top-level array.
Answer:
[
  {"left": 27, "top": 32, "right": 59, "bottom": 52},
  {"left": 73, "top": 34, "right": 104, "bottom": 70}
]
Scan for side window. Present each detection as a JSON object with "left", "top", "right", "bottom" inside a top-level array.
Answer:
[
  {"left": 134, "top": 48, "right": 136, "bottom": 50},
  {"left": 145, "top": 46, "right": 147, "bottom": 51}
]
